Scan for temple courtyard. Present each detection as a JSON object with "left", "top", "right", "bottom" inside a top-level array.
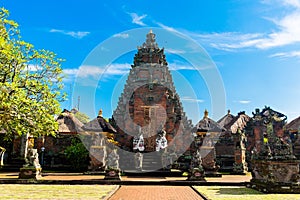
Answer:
[{"left": 2, "top": 31, "right": 300, "bottom": 199}]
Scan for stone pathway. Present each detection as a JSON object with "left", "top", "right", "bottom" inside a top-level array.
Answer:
[{"left": 108, "top": 186, "right": 204, "bottom": 200}]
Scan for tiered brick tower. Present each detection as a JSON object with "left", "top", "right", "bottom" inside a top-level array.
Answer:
[{"left": 111, "top": 30, "right": 194, "bottom": 171}]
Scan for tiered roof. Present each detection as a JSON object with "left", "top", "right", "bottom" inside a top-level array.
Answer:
[
  {"left": 194, "top": 110, "right": 225, "bottom": 133},
  {"left": 83, "top": 110, "right": 116, "bottom": 133},
  {"left": 285, "top": 116, "right": 300, "bottom": 131},
  {"left": 218, "top": 111, "right": 250, "bottom": 134},
  {"left": 56, "top": 109, "right": 84, "bottom": 133}
]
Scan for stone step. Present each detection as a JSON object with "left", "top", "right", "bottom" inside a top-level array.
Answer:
[{"left": 1, "top": 158, "right": 24, "bottom": 172}]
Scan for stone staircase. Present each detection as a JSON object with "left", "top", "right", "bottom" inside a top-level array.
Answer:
[
  {"left": 118, "top": 150, "right": 136, "bottom": 171},
  {"left": 0, "top": 158, "right": 24, "bottom": 172},
  {"left": 142, "top": 152, "right": 163, "bottom": 171},
  {"left": 120, "top": 151, "right": 165, "bottom": 173}
]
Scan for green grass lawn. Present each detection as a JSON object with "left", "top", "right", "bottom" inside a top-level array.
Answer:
[
  {"left": 194, "top": 186, "right": 300, "bottom": 200},
  {"left": 0, "top": 184, "right": 118, "bottom": 200}
]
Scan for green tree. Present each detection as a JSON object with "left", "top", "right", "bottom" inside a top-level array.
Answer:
[
  {"left": 71, "top": 109, "right": 90, "bottom": 124},
  {"left": 0, "top": 8, "right": 65, "bottom": 140}
]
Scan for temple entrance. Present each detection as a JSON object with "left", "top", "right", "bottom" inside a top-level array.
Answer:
[
  {"left": 112, "top": 30, "right": 194, "bottom": 173},
  {"left": 142, "top": 105, "right": 159, "bottom": 152}
]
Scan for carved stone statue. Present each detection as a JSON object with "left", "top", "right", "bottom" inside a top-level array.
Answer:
[
  {"left": 25, "top": 148, "right": 41, "bottom": 168},
  {"left": 19, "top": 135, "right": 42, "bottom": 179},
  {"left": 104, "top": 148, "right": 121, "bottom": 180},
  {"left": 156, "top": 127, "right": 168, "bottom": 151},
  {"left": 133, "top": 127, "right": 145, "bottom": 152},
  {"left": 134, "top": 152, "right": 143, "bottom": 171},
  {"left": 188, "top": 149, "right": 205, "bottom": 181},
  {"left": 190, "top": 149, "right": 202, "bottom": 170},
  {"left": 106, "top": 149, "right": 119, "bottom": 170}
]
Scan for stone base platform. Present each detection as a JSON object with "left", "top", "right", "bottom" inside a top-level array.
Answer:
[
  {"left": 19, "top": 167, "right": 42, "bottom": 180},
  {"left": 124, "top": 169, "right": 183, "bottom": 177},
  {"left": 104, "top": 169, "right": 121, "bottom": 180},
  {"left": 250, "top": 179, "right": 300, "bottom": 193},
  {"left": 205, "top": 171, "right": 222, "bottom": 177}
]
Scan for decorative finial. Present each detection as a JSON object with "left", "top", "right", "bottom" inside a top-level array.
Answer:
[
  {"left": 227, "top": 109, "right": 231, "bottom": 115},
  {"left": 204, "top": 109, "right": 209, "bottom": 118},
  {"left": 98, "top": 109, "right": 103, "bottom": 117},
  {"left": 142, "top": 29, "right": 158, "bottom": 49}
]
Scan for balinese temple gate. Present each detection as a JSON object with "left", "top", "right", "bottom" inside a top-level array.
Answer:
[{"left": 110, "top": 30, "right": 195, "bottom": 172}]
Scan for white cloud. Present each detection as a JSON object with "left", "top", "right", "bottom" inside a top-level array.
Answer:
[
  {"left": 50, "top": 29, "right": 90, "bottom": 39},
  {"left": 157, "top": 1, "right": 300, "bottom": 51},
  {"left": 25, "top": 64, "right": 42, "bottom": 71},
  {"left": 64, "top": 62, "right": 201, "bottom": 80},
  {"left": 157, "top": 23, "right": 265, "bottom": 51},
  {"left": 63, "top": 69, "right": 78, "bottom": 75},
  {"left": 282, "top": 0, "right": 300, "bottom": 8},
  {"left": 269, "top": 51, "right": 300, "bottom": 58},
  {"left": 181, "top": 96, "right": 204, "bottom": 103},
  {"left": 165, "top": 48, "right": 186, "bottom": 54},
  {"left": 195, "top": 32, "right": 264, "bottom": 51},
  {"left": 168, "top": 63, "right": 195, "bottom": 70},
  {"left": 157, "top": 23, "right": 182, "bottom": 35},
  {"left": 129, "top": 13, "right": 147, "bottom": 26},
  {"left": 196, "top": 7, "right": 300, "bottom": 50},
  {"left": 238, "top": 100, "right": 251, "bottom": 104},
  {"left": 64, "top": 63, "right": 131, "bottom": 78},
  {"left": 113, "top": 33, "right": 129, "bottom": 39}
]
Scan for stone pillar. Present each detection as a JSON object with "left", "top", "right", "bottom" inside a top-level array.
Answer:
[
  {"left": 232, "top": 132, "right": 248, "bottom": 174},
  {"left": 89, "top": 133, "right": 107, "bottom": 172}
]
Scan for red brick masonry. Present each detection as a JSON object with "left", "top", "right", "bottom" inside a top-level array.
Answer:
[{"left": 108, "top": 186, "right": 203, "bottom": 200}]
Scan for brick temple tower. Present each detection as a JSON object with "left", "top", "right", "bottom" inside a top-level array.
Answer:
[{"left": 111, "top": 30, "right": 194, "bottom": 170}]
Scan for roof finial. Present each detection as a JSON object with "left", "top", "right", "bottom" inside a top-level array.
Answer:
[
  {"left": 142, "top": 29, "right": 158, "bottom": 49},
  {"left": 227, "top": 109, "right": 231, "bottom": 115},
  {"left": 204, "top": 109, "right": 209, "bottom": 118},
  {"left": 98, "top": 109, "right": 103, "bottom": 117}
]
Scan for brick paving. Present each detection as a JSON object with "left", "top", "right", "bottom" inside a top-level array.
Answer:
[{"left": 108, "top": 186, "right": 204, "bottom": 200}]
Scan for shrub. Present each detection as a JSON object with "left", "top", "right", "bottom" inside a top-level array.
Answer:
[{"left": 64, "top": 137, "right": 89, "bottom": 171}]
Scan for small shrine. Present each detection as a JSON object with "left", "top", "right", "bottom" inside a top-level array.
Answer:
[
  {"left": 246, "top": 106, "right": 300, "bottom": 193},
  {"left": 216, "top": 110, "right": 249, "bottom": 174},
  {"left": 41, "top": 109, "right": 84, "bottom": 169},
  {"left": 192, "top": 110, "right": 224, "bottom": 176},
  {"left": 285, "top": 116, "right": 300, "bottom": 159},
  {"left": 82, "top": 109, "right": 120, "bottom": 180}
]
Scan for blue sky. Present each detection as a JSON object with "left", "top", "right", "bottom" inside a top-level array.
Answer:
[{"left": 2, "top": 0, "right": 300, "bottom": 124}]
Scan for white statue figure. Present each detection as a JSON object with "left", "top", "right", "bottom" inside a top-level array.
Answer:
[
  {"left": 0, "top": 146, "right": 6, "bottom": 167},
  {"left": 134, "top": 152, "right": 143, "bottom": 171},
  {"left": 133, "top": 134, "right": 145, "bottom": 152},
  {"left": 156, "top": 128, "right": 168, "bottom": 151},
  {"left": 25, "top": 148, "right": 41, "bottom": 168}
]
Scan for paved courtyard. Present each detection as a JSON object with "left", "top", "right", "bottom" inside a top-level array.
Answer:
[
  {"left": 109, "top": 186, "right": 203, "bottom": 200},
  {"left": 1, "top": 172, "right": 300, "bottom": 199}
]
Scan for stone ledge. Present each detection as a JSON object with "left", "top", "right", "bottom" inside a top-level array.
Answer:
[{"left": 250, "top": 179, "right": 300, "bottom": 193}]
